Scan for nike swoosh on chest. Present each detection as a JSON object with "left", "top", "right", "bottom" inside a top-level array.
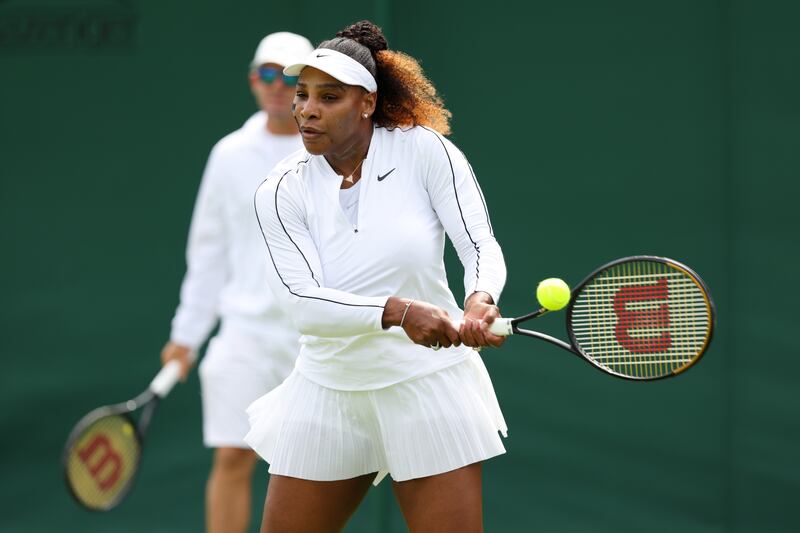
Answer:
[{"left": 376, "top": 167, "right": 396, "bottom": 181}]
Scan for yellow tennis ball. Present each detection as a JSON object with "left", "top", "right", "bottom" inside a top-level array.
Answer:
[{"left": 537, "top": 278, "right": 571, "bottom": 311}]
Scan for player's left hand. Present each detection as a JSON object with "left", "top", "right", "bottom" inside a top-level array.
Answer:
[{"left": 461, "top": 292, "right": 505, "bottom": 349}]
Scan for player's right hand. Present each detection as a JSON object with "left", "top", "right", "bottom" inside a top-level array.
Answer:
[
  {"left": 160, "top": 342, "right": 195, "bottom": 381},
  {"left": 400, "top": 300, "right": 461, "bottom": 350}
]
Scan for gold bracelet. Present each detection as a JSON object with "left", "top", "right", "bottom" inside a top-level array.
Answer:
[{"left": 399, "top": 299, "right": 415, "bottom": 328}]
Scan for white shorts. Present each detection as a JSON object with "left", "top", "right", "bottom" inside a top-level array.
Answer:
[
  {"left": 244, "top": 351, "right": 507, "bottom": 484},
  {"left": 199, "top": 327, "right": 296, "bottom": 448}
]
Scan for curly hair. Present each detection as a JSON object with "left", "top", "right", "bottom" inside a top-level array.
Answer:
[{"left": 318, "top": 20, "right": 452, "bottom": 135}]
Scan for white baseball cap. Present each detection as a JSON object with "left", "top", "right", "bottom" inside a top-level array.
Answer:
[{"left": 250, "top": 32, "right": 314, "bottom": 69}]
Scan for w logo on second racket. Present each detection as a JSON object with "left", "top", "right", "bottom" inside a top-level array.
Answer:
[
  {"left": 78, "top": 434, "right": 123, "bottom": 491},
  {"left": 613, "top": 278, "right": 671, "bottom": 353}
]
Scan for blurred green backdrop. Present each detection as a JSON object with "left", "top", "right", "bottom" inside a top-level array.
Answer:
[{"left": 2, "top": 0, "right": 798, "bottom": 531}]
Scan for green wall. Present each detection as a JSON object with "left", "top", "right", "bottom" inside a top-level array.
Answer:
[{"left": 1, "top": 0, "right": 798, "bottom": 531}]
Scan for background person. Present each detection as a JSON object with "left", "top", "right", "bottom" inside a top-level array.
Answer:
[
  {"left": 160, "top": 31, "right": 313, "bottom": 533},
  {"left": 246, "top": 20, "right": 508, "bottom": 533}
]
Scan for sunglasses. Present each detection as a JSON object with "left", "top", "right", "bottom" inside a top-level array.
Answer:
[{"left": 257, "top": 66, "right": 299, "bottom": 86}]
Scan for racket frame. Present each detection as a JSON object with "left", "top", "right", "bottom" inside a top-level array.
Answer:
[
  {"left": 507, "top": 255, "right": 716, "bottom": 381},
  {"left": 62, "top": 388, "right": 160, "bottom": 511},
  {"left": 63, "top": 359, "right": 183, "bottom": 510}
]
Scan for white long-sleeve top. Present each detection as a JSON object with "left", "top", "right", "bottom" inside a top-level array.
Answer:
[
  {"left": 170, "top": 112, "right": 301, "bottom": 356},
  {"left": 255, "top": 125, "right": 506, "bottom": 390}
]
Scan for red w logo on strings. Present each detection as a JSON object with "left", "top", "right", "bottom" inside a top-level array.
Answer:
[
  {"left": 613, "top": 278, "right": 671, "bottom": 353},
  {"left": 78, "top": 434, "right": 123, "bottom": 491}
]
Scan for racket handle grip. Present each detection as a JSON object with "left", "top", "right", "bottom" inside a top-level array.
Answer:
[
  {"left": 150, "top": 359, "right": 182, "bottom": 398},
  {"left": 488, "top": 318, "right": 513, "bottom": 336},
  {"left": 451, "top": 317, "right": 513, "bottom": 336}
]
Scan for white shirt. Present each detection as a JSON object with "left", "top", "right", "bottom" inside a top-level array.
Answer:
[
  {"left": 170, "top": 112, "right": 302, "bottom": 356},
  {"left": 255, "top": 125, "right": 506, "bottom": 390},
  {"left": 338, "top": 180, "right": 361, "bottom": 226}
]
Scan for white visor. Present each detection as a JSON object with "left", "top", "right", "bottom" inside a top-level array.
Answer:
[{"left": 284, "top": 48, "right": 377, "bottom": 92}]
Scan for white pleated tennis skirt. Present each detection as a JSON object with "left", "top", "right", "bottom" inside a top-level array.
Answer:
[{"left": 244, "top": 351, "right": 507, "bottom": 485}]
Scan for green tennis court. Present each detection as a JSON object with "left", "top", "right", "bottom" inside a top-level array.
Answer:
[{"left": 1, "top": 0, "right": 798, "bottom": 531}]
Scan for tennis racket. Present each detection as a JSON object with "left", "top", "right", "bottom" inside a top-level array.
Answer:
[
  {"left": 485, "top": 256, "right": 716, "bottom": 380},
  {"left": 62, "top": 360, "right": 184, "bottom": 511}
]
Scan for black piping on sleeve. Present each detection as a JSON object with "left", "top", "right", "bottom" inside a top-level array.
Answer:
[
  {"left": 421, "top": 126, "right": 494, "bottom": 293},
  {"left": 254, "top": 167, "right": 385, "bottom": 310}
]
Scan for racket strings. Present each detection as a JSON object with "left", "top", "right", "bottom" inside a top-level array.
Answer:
[
  {"left": 65, "top": 414, "right": 141, "bottom": 510},
  {"left": 571, "top": 260, "right": 712, "bottom": 379}
]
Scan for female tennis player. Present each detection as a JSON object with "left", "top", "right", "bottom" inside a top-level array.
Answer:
[{"left": 246, "top": 20, "right": 507, "bottom": 532}]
